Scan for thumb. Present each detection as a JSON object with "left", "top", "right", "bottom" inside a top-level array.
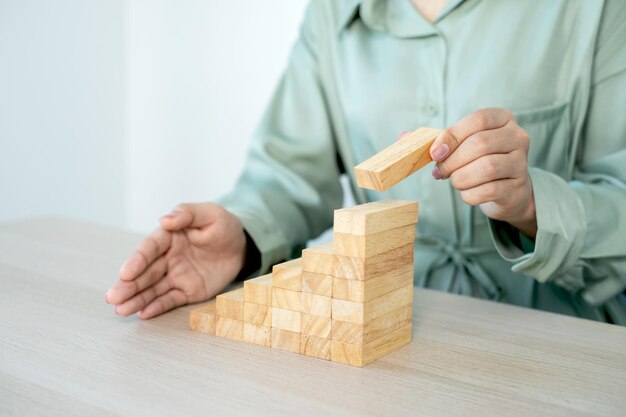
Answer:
[
  {"left": 429, "top": 129, "right": 460, "bottom": 163},
  {"left": 159, "top": 202, "right": 223, "bottom": 231}
]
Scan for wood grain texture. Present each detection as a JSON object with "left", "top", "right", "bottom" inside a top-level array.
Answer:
[
  {"left": 354, "top": 128, "right": 441, "bottom": 191},
  {"left": 271, "top": 328, "right": 300, "bottom": 353},
  {"left": 332, "top": 306, "right": 413, "bottom": 345},
  {"left": 3, "top": 218, "right": 626, "bottom": 417},
  {"left": 301, "top": 335, "right": 331, "bottom": 360},
  {"left": 216, "top": 287, "right": 245, "bottom": 320},
  {"left": 189, "top": 301, "right": 217, "bottom": 335},
  {"left": 243, "top": 302, "right": 272, "bottom": 327},
  {"left": 333, "top": 225, "right": 415, "bottom": 259},
  {"left": 332, "top": 285, "right": 413, "bottom": 324},
  {"left": 331, "top": 323, "right": 412, "bottom": 367},
  {"left": 244, "top": 273, "right": 273, "bottom": 305},
  {"left": 301, "top": 313, "right": 331, "bottom": 338},
  {"left": 271, "top": 307, "right": 301, "bottom": 332},
  {"left": 332, "top": 264, "right": 414, "bottom": 302},
  {"left": 333, "top": 200, "right": 419, "bottom": 236},
  {"left": 243, "top": 323, "right": 271, "bottom": 347},
  {"left": 301, "top": 272, "right": 333, "bottom": 297},
  {"left": 272, "top": 258, "right": 302, "bottom": 291},
  {"left": 302, "top": 242, "right": 334, "bottom": 275},
  {"left": 300, "top": 293, "right": 331, "bottom": 317},
  {"left": 215, "top": 316, "right": 244, "bottom": 341},
  {"left": 271, "top": 288, "right": 302, "bottom": 311},
  {"left": 333, "top": 244, "right": 414, "bottom": 281}
]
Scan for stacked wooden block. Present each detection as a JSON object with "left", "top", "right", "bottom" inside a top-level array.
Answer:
[{"left": 189, "top": 200, "right": 418, "bottom": 367}]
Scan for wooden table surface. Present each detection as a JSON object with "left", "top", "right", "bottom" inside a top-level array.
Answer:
[{"left": 1, "top": 217, "right": 625, "bottom": 417}]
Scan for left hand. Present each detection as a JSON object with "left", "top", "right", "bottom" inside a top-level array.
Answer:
[{"left": 427, "top": 108, "right": 537, "bottom": 238}]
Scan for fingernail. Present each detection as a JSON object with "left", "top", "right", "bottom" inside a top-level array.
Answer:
[
  {"left": 104, "top": 291, "right": 110, "bottom": 304},
  {"left": 431, "top": 144, "right": 449, "bottom": 162},
  {"left": 161, "top": 210, "right": 179, "bottom": 219},
  {"left": 432, "top": 166, "right": 444, "bottom": 180},
  {"left": 398, "top": 130, "right": 411, "bottom": 141}
]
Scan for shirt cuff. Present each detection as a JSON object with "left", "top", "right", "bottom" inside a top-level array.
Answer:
[
  {"left": 215, "top": 192, "right": 292, "bottom": 276},
  {"left": 488, "top": 167, "right": 587, "bottom": 283}
]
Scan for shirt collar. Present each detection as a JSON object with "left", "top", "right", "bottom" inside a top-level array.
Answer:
[{"left": 338, "top": 0, "right": 467, "bottom": 38}]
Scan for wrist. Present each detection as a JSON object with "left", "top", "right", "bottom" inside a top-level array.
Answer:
[
  {"left": 234, "top": 230, "right": 261, "bottom": 281},
  {"left": 508, "top": 183, "right": 537, "bottom": 239}
]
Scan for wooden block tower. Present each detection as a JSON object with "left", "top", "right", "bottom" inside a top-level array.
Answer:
[{"left": 189, "top": 200, "right": 418, "bottom": 367}]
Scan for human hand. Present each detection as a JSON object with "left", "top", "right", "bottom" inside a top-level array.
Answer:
[
  {"left": 105, "top": 203, "right": 248, "bottom": 319},
  {"left": 427, "top": 109, "right": 537, "bottom": 238}
]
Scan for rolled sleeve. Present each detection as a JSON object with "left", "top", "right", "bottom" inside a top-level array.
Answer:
[{"left": 488, "top": 167, "right": 587, "bottom": 284}]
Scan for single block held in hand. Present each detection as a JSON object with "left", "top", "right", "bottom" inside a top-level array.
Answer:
[{"left": 354, "top": 127, "right": 442, "bottom": 191}]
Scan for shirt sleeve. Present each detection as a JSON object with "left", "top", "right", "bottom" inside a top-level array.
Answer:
[
  {"left": 488, "top": 0, "right": 626, "bottom": 318},
  {"left": 215, "top": 2, "right": 343, "bottom": 275}
]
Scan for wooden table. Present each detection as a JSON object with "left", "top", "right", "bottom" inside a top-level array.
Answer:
[{"left": 1, "top": 217, "right": 625, "bottom": 417}]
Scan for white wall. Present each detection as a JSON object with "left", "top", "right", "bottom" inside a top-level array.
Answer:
[
  {"left": 0, "top": 0, "right": 126, "bottom": 229},
  {"left": 126, "top": 0, "right": 308, "bottom": 232},
  {"left": 0, "top": 0, "right": 309, "bottom": 233}
]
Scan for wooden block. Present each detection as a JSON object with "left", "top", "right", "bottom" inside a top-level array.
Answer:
[
  {"left": 243, "top": 302, "right": 272, "bottom": 327},
  {"left": 243, "top": 322, "right": 271, "bottom": 347},
  {"left": 301, "top": 335, "right": 331, "bottom": 360},
  {"left": 243, "top": 273, "right": 273, "bottom": 305},
  {"left": 189, "top": 301, "right": 217, "bottom": 335},
  {"left": 272, "top": 258, "right": 302, "bottom": 291},
  {"left": 333, "top": 263, "right": 413, "bottom": 302},
  {"left": 301, "top": 313, "right": 331, "bottom": 338},
  {"left": 300, "top": 292, "right": 331, "bottom": 317},
  {"left": 215, "top": 316, "right": 244, "bottom": 341},
  {"left": 271, "top": 287, "right": 302, "bottom": 311},
  {"left": 354, "top": 127, "right": 441, "bottom": 191},
  {"left": 302, "top": 242, "right": 334, "bottom": 275},
  {"left": 333, "top": 244, "right": 414, "bottom": 281},
  {"left": 271, "top": 307, "right": 301, "bottom": 332},
  {"left": 333, "top": 200, "right": 418, "bottom": 236},
  {"left": 331, "top": 284, "right": 413, "bottom": 323},
  {"left": 331, "top": 305, "right": 412, "bottom": 345},
  {"left": 330, "top": 322, "right": 412, "bottom": 367},
  {"left": 333, "top": 225, "right": 415, "bottom": 259},
  {"left": 216, "top": 287, "right": 244, "bottom": 320},
  {"left": 301, "top": 272, "right": 333, "bottom": 297},
  {"left": 271, "top": 328, "right": 300, "bottom": 353}
]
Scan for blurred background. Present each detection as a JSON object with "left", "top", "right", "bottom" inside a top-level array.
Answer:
[{"left": 0, "top": 0, "right": 310, "bottom": 233}]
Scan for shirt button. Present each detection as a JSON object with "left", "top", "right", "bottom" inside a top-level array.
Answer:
[{"left": 426, "top": 103, "right": 439, "bottom": 117}]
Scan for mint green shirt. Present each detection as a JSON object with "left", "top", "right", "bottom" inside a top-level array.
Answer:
[{"left": 218, "top": 0, "right": 626, "bottom": 324}]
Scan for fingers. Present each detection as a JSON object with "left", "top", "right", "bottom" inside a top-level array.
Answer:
[
  {"left": 119, "top": 228, "right": 172, "bottom": 281},
  {"left": 159, "top": 202, "right": 226, "bottom": 231},
  {"left": 106, "top": 256, "right": 168, "bottom": 305},
  {"left": 458, "top": 178, "right": 520, "bottom": 207},
  {"left": 448, "top": 153, "right": 526, "bottom": 191},
  {"left": 138, "top": 289, "right": 188, "bottom": 320},
  {"left": 430, "top": 108, "right": 513, "bottom": 163},
  {"left": 397, "top": 130, "right": 412, "bottom": 141},
  {"left": 434, "top": 124, "right": 522, "bottom": 178},
  {"left": 114, "top": 277, "right": 173, "bottom": 316}
]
